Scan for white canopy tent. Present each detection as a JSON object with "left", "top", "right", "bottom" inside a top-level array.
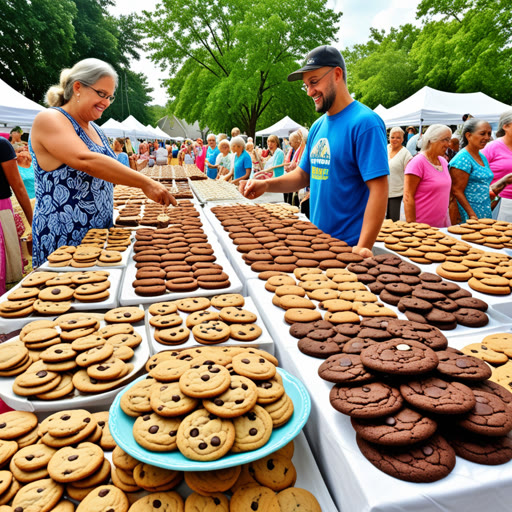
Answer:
[
  {"left": 255, "top": 116, "right": 304, "bottom": 137},
  {"left": 146, "top": 124, "right": 170, "bottom": 140},
  {"left": 100, "top": 118, "right": 132, "bottom": 138},
  {"left": 119, "top": 115, "right": 157, "bottom": 139},
  {"left": 0, "top": 78, "right": 45, "bottom": 129},
  {"left": 380, "top": 86, "right": 511, "bottom": 128},
  {"left": 373, "top": 104, "right": 388, "bottom": 117}
]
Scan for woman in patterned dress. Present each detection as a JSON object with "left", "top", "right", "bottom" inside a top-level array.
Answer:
[
  {"left": 29, "top": 59, "right": 175, "bottom": 267},
  {"left": 448, "top": 119, "right": 493, "bottom": 224}
]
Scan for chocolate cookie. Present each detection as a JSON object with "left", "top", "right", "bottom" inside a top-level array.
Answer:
[
  {"left": 436, "top": 348, "right": 492, "bottom": 382},
  {"left": 351, "top": 407, "right": 437, "bottom": 446},
  {"left": 360, "top": 340, "right": 439, "bottom": 376},
  {"left": 457, "top": 390, "right": 512, "bottom": 437},
  {"left": 356, "top": 434, "right": 456, "bottom": 483},
  {"left": 318, "top": 353, "right": 374, "bottom": 384},
  {"left": 329, "top": 382, "right": 403, "bottom": 419},
  {"left": 400, "top": 377, "right": 476, "bottom": 415}
]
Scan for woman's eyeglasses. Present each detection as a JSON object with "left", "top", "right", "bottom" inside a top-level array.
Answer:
[{"left": 83, "top": 84, "right": 115, "bottom": 102}]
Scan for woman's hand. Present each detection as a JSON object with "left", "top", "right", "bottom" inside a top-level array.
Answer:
[
  {"left": 143, "top": 180, "right": 177, "bottom": 206},
  {"left": 239, "top": 179, "right": 268, "bottom": 199}
]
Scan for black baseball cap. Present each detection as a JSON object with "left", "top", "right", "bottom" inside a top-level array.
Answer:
[{"left": 288, "top": 45, "right": 346, "bottom": 82}]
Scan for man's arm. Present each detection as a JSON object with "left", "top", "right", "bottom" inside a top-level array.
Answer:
[
  {"left": 353, "top": 175, "right": 388, "bottom": 258},
  {"left": 239, "top": 167, "right": 310, "bottom": 199}
]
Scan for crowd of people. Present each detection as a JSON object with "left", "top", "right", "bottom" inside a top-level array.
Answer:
[
  {"left": 1, "top": 49, "right": 512, "bottom": 294},
  {"left": 387, "top": 113, "right": 512, "bottom": 227}
]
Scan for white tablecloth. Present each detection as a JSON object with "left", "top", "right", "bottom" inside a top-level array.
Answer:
[{"left": 247, "top": 278, "right": 512, "bottom": 512}]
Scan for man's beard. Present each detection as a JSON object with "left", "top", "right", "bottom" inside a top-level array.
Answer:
[{"left": 316, "top": 85, "right": 336, "bottom": 114}]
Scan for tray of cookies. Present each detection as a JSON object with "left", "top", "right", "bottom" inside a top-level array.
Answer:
[
  {"left": 145, "top": 294, "right": 275, "bottom": 355},
  {"left": 0, "top": 307, "right": 149, "bottom": 412},
  {"left": 0, "top": 405, "right": 335, "bottom": 511},
  {"left": 109, "top": 347, "right": 311, "bottom": 471},
  {"left": 118, "top": 208, "right": 243, "bottom": 306},
  {"left": 0, "top": 269, "right": 124, "bottom": 331}
]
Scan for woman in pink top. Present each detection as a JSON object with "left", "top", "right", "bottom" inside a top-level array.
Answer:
[
  {"left": 482, "top": 110, "right": 512, "bottom": 221},
  {"left": 403, "top": 124, "right": 452, "bottom": 227}
]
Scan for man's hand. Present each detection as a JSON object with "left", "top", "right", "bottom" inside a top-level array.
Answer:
[
  {"left": 143, "top": 180, "right": 177, "bottom": 206},
  {"left": 239, "top": 179, "right": 268, "bottom": 199},
  {"left": 352, "top": 245, "right": 373, "bottom": 259}
]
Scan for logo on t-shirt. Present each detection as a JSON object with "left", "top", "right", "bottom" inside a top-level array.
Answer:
[{"left": 310, "top": 138, "right": 330, "bottom": 181}]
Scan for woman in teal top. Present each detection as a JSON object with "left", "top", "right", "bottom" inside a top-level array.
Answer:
[
  {"left": 255, "top": 134, "right": 285, "bottom": 178},
  {"left": 449, "top": 119, "right": 493, "bottom": 223}
]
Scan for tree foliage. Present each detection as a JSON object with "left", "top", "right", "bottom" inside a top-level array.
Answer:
[
  {"left": 142, "top": 0, "right": 341, "bottom": 137},
  {"left": 345, "top": 0, "right": 512, "bottom": 109},
  {"left": 0, "top": 0, "right": 152, "bottom": 122}
]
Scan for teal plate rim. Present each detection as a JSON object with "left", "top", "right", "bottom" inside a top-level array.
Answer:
[{"left": 109, "top": 368, "right": 311, "bottom": 471}]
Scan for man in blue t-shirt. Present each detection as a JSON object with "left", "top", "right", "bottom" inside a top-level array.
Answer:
[
  {"left": 238, "top": 45, "right": 389, "bottom": 257},
  {"left": 204, "top": 134, "right": 220, "bottom": 179}
]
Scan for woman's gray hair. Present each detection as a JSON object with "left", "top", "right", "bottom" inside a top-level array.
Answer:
[
  {"left": 389, "top": 126, "right": 404, "bottom": 138},
  {"left": 46, "top": 58, "right": 118, "bottom": 107},
  {"left": 497, "top": 110, "right": 512, "bottom": 138},
  {"left": 421, "top": 124, "right": 452, "bottom": 151},
  {"left": 230, "top": 136, "right": 246, "bottom": 150},
  {"left": 207, "top": 133, "right": 216, "bottom": 141}
]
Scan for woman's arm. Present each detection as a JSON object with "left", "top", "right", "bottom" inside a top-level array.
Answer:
[
  {"left": 31, "top": 111, "right": 175, "bottom": 206},
  {"left": 3, "top": 159, "right": 33, "bottom": 225},
  {"left": 403, "top": 174, "right": 421, "bottom": 223},
  {"left": 449, "top": 167, "right": 477, "bottom": 220}
]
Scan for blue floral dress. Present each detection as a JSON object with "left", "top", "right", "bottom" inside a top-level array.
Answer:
[
  {"left": 448, "top": 148, "right": 493, "bottom": 222},
  {"left": 29, "top": 107, "right": 115, "bottom": 267}
]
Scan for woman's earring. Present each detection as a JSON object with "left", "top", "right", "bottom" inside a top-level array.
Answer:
[{"left": 77, "top": 93, "right": 80, "bottom": 103}]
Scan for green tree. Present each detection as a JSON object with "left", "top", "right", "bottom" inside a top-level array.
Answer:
[
  {"left": 0, "top": 0, "right": 76, "bottom": 103},
  {"left": 102, "top": 70, "right": 154, "bottom": 125},
  {"left": 345, "top": 25, "right": 420, "bottom": 109},
  {"left": 146, "top": 105, "right": 168, "bottom": 127},
  {"left": 412, "top": 0, "right": 512, "bottom": 103},
  {"left": 142, "top": 0, "right": 340, "bottom": 137}
]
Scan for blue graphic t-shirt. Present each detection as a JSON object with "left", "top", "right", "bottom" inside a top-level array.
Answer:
[{"left": 299, "top": 101, "right": 389, "bottom": 245}]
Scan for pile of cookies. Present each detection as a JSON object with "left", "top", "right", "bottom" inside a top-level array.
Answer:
[
  {"left": 148, "top": 295, "right": 263, "bottom": 346},
  {"left": 116, "top": 201, "right": 142, "bottom": 227},
  {"left": 377, "top": 220, "right": 474, "bottom": 263},
  {"left": 437, "top": 258, "right": 512, "bottom": 295},
  {"left": 0, "top": 408, "right": 113, "bottom": 509},
  {"left": 132, "top": 206, "right": 232, "bottom": 296},
  {"left": 448, "top": 218, "right": 512, "bottom": 249},
  {"left": 122, "top": 346, "right": 293, "bottom": 461},
  {"left": 0, "top": 307, "right": 144, "bottom": 398},
  {"left": 80, "top": 227, "right": 132, "bottom": 252},
  {"left": 265, "top": 269, "right": 397, "bottom": 325},
  {"left": 181, "top": 163, "right": 208, "bottom": 180},
  {"left": 46, "top": 246, "right": 124, "bottom": 268},
  {"left": 290, "top": 315, "right": 447, "bottom": 360},
  {"left": 190, "top": 179, "right": 246, "bottom": 202},
  {"left": 0, "top": 271, "right": 114, "bottom": 319},
  {"left": 346, "top": 253, "right": 490, "bottom": 330},
  {"left": 210, "top": 204, "right": 362, "bottom": 273},
  {"left": 0, "top": 407, "right": 322, "bottom": 510},
  {"left": 316, "top": 336, "right": 512, "bottom": 481},
  {"left": 461, "top": 332, "right": 512, "bottom": 390}
]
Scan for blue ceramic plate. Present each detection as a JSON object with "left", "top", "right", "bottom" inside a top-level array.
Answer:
[{"left": 109, "top": 368, "right": 311, "bottom": 470}]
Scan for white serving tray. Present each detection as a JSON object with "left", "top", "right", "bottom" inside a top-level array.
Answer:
[
  {"left": 0, "top": 318, "right": 149, "bottom": 413},
  {"left": 145, "top": 295, "right": 274, "bottom": 355},
  {"left": 39, "top": 244, "right": 133, "bottom": 272},
  {"left": 246, "top": 279, "right": 512, "bottom": 512},
  {"left": 0, "top": 269, "right": 124, "bottom": 333},
  {"left": 119, "top": 216, "right": 243, "bottom": 306}
]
